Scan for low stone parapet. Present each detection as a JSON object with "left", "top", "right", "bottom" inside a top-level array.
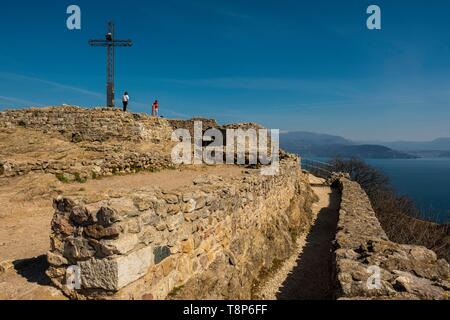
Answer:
[
  {"left": 0, "top": 151, "right": 174, "bottom": 180},
  {"left": 333, "top": 178, "right": 450, "bottom": 300}
]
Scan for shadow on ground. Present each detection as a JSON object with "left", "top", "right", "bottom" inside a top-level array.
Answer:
[
  {"left": 13, "top": 255, "right": 51, "bottom": 286},
  {"left": 276, "top": 187, "right": 341, "bottom": 300}
]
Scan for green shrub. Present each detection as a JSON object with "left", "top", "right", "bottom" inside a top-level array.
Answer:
[
  {"left": 74, "top": 173, "right": 87, "bottom": 183},
  {"left": 55, "top": 173, "right": 70, "bottom": 184}
]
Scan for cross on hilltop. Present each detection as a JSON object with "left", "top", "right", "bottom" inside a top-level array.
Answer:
[{"left": 89, "top": 22, "right": 133, "bottom": 108}]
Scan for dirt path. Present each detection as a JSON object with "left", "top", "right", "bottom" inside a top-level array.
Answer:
[
  {"left": 0, "top": 165, "right": 244, "bottom": 300},
  {"left": 255, "top": 174, "right": 340, "bottom": 300}
]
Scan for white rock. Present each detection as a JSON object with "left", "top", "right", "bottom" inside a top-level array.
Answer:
[
  {"left": 102, "top": 234, "right": 140, "bottom": 255},
  {"left": 78, "top": 246, "right": 154, "bottom": 291}
]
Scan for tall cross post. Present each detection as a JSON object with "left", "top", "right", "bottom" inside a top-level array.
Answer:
[{"left": 89, "top": 22, "right": 133, "bottom": 108}]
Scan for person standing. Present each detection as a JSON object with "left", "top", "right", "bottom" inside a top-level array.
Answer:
[
  {"left": 122, "top": 92, "right": 130, "bottom": 112},
  {"left": 152, "top": 100, "right": 159, "bottom": 117}
]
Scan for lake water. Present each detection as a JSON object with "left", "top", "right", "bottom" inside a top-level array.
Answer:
[
  {"left": 364, "top": 158, "right": 450, "bottom": 224},
  {"left": 308, "top": 157, "right": 450, "bottom": 223}
]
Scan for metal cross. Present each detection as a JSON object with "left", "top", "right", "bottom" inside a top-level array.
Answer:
[{"left": 89, "top": 22, "right": 133, "bottom": 108}]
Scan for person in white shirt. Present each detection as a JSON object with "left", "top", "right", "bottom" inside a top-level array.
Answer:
[{"left": 122, "top": 92, "right": 130, "bottom": 112}]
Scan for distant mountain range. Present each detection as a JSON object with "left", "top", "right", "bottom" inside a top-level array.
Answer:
[
  {"left": 280, "top": 131, "right": 450, "bottom": 159},
  {"left": 357, "top": 138, "right": 450, "bottom": 152},
  {"left": 437, "top": 150, "right": 450, "bottom": 158}
]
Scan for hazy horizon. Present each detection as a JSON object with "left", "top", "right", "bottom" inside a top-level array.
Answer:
[
  {"left": 1, "top": 0, "right": 450, "bottom": 141},
  {"left": 281, "top": 130, "right": 450, "bottom": 143}
]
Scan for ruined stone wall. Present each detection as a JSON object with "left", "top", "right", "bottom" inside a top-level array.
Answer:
[
  {"left": 47, "top": 156, "right": 316, "bottom": 300},
  {"left": 0, "top": 107, "right": 267, "bottom": 144},
  {"left": 167, "top": 118, "right": 219, "bottom": 136},
  {"left": 0, "top": 152, "right": 174, "bottom": 181},
  {"left": 0, "top": 106, "right": 173, "bottom": 143},
  {"left": 333, "top": 178, "right": 450, "bottom": 300},
  {"left": 0, "top": 107, "right": 199, "bottom": 180},
  {"left": 0, "top": 108, "right": 272, "bottom": 180}
]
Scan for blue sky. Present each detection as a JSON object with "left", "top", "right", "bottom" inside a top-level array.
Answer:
[{"left": 1, "top": 0, "right": 450, "bottom": 141}]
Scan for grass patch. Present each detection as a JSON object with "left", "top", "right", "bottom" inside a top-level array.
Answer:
[
  {"left": 251, "top": 258, "right": 284, "bottom": 299},
  {"left": 289, "top": 228, "right": 300, "bottom": 243},
  {"left": 55, "top": 173, "right": 70, "bottom": 184},
  {"left": 91, "top": 172, "right": 102, "bottom": 180},
  {"left": 74, "top": 173, "right": 87, "bottom": 183},
  {"left": 167, "top": 285, "right": 185, "bottom": 299}
]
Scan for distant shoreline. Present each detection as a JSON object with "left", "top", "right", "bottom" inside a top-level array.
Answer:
[{"left": 305, "top": 156, "right": 450, "bottom": 224}]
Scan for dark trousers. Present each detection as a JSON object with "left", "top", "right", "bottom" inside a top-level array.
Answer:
[{"left": 123, "top": 101, "right": 128, "bottom": 112}]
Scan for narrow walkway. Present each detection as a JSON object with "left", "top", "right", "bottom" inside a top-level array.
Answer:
[{"left": 255, "top": 174, "right": 341, "bottom": 300}]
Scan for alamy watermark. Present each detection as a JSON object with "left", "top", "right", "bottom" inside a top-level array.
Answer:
[
  {"left": 367, "top": 5, "right": 381, "bottom": 30},
  {"left": 66, "top": 265, "right": 81, "bottom": 290},
  {"left": 171, "top": 122, "right": 280, "bottom": 176},
  {"left": 67, "top": 4, "right": 381, "bottom": 31},
  {"left": 366, "top": 265, "right": 382, "bottom": 290},
  {"left": 66, "top": 5, "right": 81, "bottom": 30}
]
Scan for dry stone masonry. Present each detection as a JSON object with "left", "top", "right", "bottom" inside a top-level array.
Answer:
[
  {"left": 0, "top": 106, "right": 173, "bottom": 143},
  {"left": 47, "top": 157, "right": 316, "bottom": 300},
  {"left": 332, "top": 177, "right": 450, "bottom": 300},
  {"left": 0, "top": 106, "right": 177, "bottom": 180},
  {"left": 0, "top": 151, "right": 174, "bottom": 181},
  {"left": 0, "top": 106, "right": 269, "bottom": 181}
]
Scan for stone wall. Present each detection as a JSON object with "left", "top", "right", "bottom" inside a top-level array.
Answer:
[
  {"left": 0, "top": 106, "right": 173, "bottom": 143},
  {"left": 0, "top": 106, "right": 271, "bottom": 147},
  {"left": 0, "top": 108, "right": 222, "bottom": 180},
  {"left": 0, "top": 107, "right": 272, "bottom": 180},
  {"left": 333, "top": 177, "right": 450, "bottom": 300},
  {"left": 47, "top": 156, "right": 316, "bottom": 300},
  {"left": 167, "top": 118, "right": 219, "bottom": 137},
  {"left": 0, "top": 152, "right": 174, "bottom": 181}
]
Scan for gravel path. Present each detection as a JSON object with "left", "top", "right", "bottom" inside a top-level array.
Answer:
[{"left": 255, "top": 174, "right": 340, "bottom": 300}]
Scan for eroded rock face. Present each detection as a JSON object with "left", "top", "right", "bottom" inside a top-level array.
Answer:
[
  {"left": 333, "top": 178, "right": 450, "bottom": 300},
  {"left": 47, "top": 158, "right": 317, "bottom": 300}
]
